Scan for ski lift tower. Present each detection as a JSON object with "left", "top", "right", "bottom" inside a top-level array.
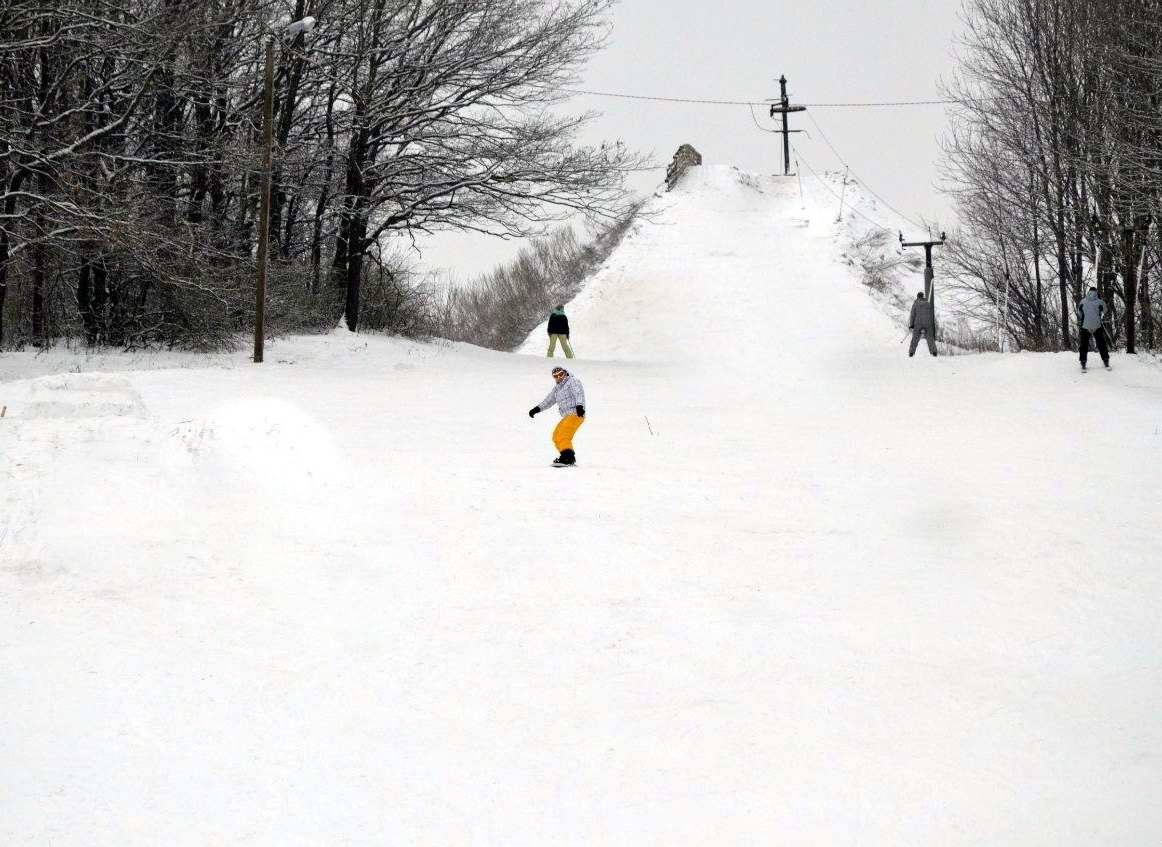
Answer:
[{"left": 900, "top": 231, "right": 947, "bottom": 303}]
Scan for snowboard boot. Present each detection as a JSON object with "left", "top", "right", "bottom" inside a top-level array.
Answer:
[{"left": 553, "top": 449, "right": 577, "bottom": 467}]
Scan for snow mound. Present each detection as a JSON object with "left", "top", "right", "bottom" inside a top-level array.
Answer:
[
  {"left": 20, "top": 373, "right": 146, "bottom": 419},
  {"left": 166, "top": 397, "right": 343, "bottom": 485}
]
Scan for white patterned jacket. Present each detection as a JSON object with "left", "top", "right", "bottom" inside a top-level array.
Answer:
[{"left": 536, "top": 374, "right": 586, "bottom": 418}]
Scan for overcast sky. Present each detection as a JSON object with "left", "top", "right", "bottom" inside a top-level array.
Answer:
[{"left": 419, "top": 0, "right": 966, "bottom": 279}]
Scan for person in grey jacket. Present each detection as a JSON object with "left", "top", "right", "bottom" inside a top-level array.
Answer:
[
  {"left": 908, "top": 292, "right": 937, "bottom": 357},
  {"left": 1077, "top": 286, "right": 1110, "bottom": 370},
  {"left": 528, "top": 366, "right": 586, "bottom": 466}
]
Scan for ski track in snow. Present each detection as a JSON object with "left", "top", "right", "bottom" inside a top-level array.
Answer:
[{"left": 1, "top": 166, "right": 1161, "bottom": 846}]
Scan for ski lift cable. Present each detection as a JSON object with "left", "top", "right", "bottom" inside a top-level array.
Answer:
[
  {"left": 804, "top": 111, "right": 926, "bottom": 231},
  {"left": 792, "top": 144, "right": 898, "bottom": 234}
]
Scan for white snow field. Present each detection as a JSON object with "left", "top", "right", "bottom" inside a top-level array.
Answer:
[{"left": 2, "top": 165, "right": 1161, "bottom": 846}]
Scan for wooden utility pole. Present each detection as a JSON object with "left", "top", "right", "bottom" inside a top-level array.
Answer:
[
  {"left": 254, "top": 17, "right": 317, "bottom": 357},
  {"left": 769, "top": 75, "right": 806, "bottom": 176},
  {"left": 254, "top": 38, "right": 275, "bottom": 363},
  {"left": 900, "top": 232, "right": 947, "bottom": 303}
]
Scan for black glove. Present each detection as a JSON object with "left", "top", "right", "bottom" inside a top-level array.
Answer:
[
  {"left": 576, "top": 405, "right": 585, "bottom": 417},
  {"left": 528, "top": 407, "right": 539, "bottom": 418}
]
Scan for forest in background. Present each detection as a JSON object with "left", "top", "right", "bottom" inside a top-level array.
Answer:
[
  {"left": 0, "top": 0, "right": 645, "bottom": 350},
  {"left": 943, "top": 0, "right": 1162, "bottom": 354},
  {"left": 8, "top": 0, "right": 1162, "bottom": 358}
]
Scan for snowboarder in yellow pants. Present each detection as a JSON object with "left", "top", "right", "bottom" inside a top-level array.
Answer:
[
  {"left": 528, "top": 366, "right": 586, "bottom": 466},
  {"left": 552, "top": 413, "right": 584, "bottom": 456}
]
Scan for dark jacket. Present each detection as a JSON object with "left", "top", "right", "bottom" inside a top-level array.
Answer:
[
  {"left": 547, "top": 310, "right": 570, "bottom": 336},
  {"left": 909, "top": 295, "right": 935, "bottom": 330}
]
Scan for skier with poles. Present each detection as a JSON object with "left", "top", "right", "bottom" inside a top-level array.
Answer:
[
  {"left": 1077, "top": 286, "right": 1111, "bottom": 371},
  {"left": 907, "top": 291, "right": 938, "bottom": 357},
  {"left": 528, "top": 366, "right": 586, "bottom": 467}
]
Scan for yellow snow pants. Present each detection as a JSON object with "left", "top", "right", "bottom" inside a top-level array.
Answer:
[
  {"left": 552, "top": 414, "right": 584, "bottom": 452},
  {"left": 547, "top": 334, "right": 574, "bottom": 358}
]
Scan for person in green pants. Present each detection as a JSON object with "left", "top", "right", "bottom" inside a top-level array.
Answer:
[{"left": 546, "top": 305, "right": 574, "bottom": 358}]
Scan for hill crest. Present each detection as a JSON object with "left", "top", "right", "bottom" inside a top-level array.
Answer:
[{"left": 519, "top": 164, "right": 926, "bottom": 364}]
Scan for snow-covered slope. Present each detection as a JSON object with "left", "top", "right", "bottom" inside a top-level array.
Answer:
[
  {"left": 520, "top": 165, "right": 908, "bottom": 366},
  {"left": 2, "top": 166, "right": 1161, "bottom": 846}
]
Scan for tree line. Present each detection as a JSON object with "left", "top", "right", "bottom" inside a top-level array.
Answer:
[
  {"left": 942, "top": 0, "right": 1162, "bottom": 353},
  {"left": 0, "top": 0, "right": 645, "bottom": 350},
  {"left": 436, "top": 201, "right": 641, "bottom": 351}
]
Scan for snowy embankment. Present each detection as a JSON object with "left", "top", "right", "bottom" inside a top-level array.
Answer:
[{"left": 2, "top": 166, "right": 1161, "bottom": 845}]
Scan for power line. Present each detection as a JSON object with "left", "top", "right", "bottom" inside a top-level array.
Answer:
[
  {"left": 799, "top": 100, "right": 956, "bottom": 108},
  {"left": 536, "top": 81, "right": 946, "bottom": 226},
  {"left": 551, "top": 86, "right": 959, "bottom": 108},
  {"left": 748, "top": 103, "right": 781, "bottom": 133},
  {"left": 561, "top": 88, "right": 762, "bottom": 106}
]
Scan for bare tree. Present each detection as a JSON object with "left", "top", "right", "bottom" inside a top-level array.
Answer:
[
  {"left": 319, "top": 0, "right": 649, "bottom": 330},
  {"left": 942, "top": 0, "right": 1162, "bottom": 354},
  {"left": 0, "top": 0, "right": 258, "bottom": 347},
  {"left": 0, "top": 0, "right": 648, "bottom": 348}
]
